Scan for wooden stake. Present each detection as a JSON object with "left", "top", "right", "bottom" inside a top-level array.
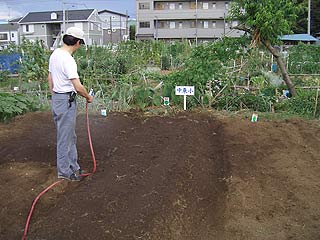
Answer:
[{"left": 314, "top": 79, "right": 320, "bottom": 118}]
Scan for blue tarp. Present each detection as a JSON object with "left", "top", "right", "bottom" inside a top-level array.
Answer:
[
  {"left": 0, "top": 53, "right": 20, "bottom": 74},
  {"left": 279, "top": 34, "right": 318, "bottom": 42}
]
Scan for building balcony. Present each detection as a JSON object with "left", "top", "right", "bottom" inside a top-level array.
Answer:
[{"left": 138, "top": 9, "right": 226, "bottom": 20}]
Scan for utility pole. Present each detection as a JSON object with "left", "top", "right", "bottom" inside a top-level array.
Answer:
[
  {"left": 155, "top": 16, "right": 158, "bottom": 40},
  {"left": 308, "top": 0, "right": 311, "bottom": 35},
  {"left": 224, "top": 12, "right": 226, "bottom": 36},
  {"left": 8, "top": 7, "right": 12, "bottom": 43},
  {"left": 126, "top": 10, "right": 128, "bottom": 37},
  {"left": 195, "top": 0, "right": 198, "bottom": 46},
  {"left": 120, "top": 16, "right": 122, "bottom": 41},
  {"left": 110, "top": 16, "right": 113, "bottom": 43},
  {"left": 62, "top": 1, "right": 66, "bottom": 34}
]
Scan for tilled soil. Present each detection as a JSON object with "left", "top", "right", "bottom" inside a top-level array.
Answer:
[{"left": 0, "top": 110, "right": 319, "bottom": 240}]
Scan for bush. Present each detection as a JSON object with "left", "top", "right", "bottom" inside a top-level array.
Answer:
[
  {"left": 213, "top": 93, "right": 275, "bottom": 112},
  {"left": 0, "top": 93, "right": 36, "bottom": 122},
  {"left": 276, "top": 89, "right": 320, "bottom": 118}
]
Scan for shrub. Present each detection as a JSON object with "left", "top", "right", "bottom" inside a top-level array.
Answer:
[{"left": 0, "top": 93, "right": 36, "bottom": 122}]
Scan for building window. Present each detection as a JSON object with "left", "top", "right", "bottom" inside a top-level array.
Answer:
[
  {"left": 159, "top": 22, "right": 166, "bottom": 29},
  {"left": 0, "top": 33, "right": 8, "bottom": 40},
  {"left": 51, "top": 12, "right": 57, "bottom": 20},
  {"left": 23, "top": 24, "right": 34, "bottom": 33},
  {"left": 139, "top": 2, "right": 150, "bottom": 9},
  {"left": 203, "top": 2, "right": 209, "bottom": 9},
  {"left": 169, "top": 3, "right": 175, "bottom": 10},
  {"left": 155, "top": 3, "right": 165, "bottom": 10},
  {"left": 178, "top": 22, "right": 183, "bottom": 29},
  {"left": 212, "top": 21, "right": 216, "bottom": 28},
  {"left": 178, "top": 3, "right": 183, "bottom": 9},
  {"left": 170, "top": 21, "right": 176, "bottom": 29},
  {"left": 190, "top": 2, "right": 196, "bottom": 9},
  {"left": 203, "top": 21, "right": 209, "bottom": 29},
  {"left": 225, "top": 2, "right": 229, "bottom": 9},
  {"left": 139, "top": 21, "right": 150, "bottom": 28},
  {"left": 212, "top": 2, "right": 216, "bottom": 8}
]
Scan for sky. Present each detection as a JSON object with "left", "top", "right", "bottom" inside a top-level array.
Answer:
[{"left": 0, "top": 0, "right": 136, "bottom": 22}]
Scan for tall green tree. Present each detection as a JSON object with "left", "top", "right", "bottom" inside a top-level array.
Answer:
[
  {"left": 229, "top": 0, "right": 303, "bottom": 96},
  {"left": 293, "top": 0, "right": 320, "bottom": 35},
  {"left": 292, "top": 0, "right": 308, "bottom": 33},
  {"left": 311, "top": 0, "right": 320, "bottom": 35}
]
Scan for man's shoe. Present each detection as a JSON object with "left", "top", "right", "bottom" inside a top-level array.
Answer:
[
  {"left": 58, "top": 173, "right": 83, "bottom": 181},
  {"left": 76, "top": 169, "right": 87, "bottom": 176}
]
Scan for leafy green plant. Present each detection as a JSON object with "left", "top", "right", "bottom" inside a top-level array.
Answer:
[
  {"left": 19, "top": 39, "right": 50, "bottom": 84},
  {"left": 276, "top": 89, "right": 320, "bottom": 118},
  {"left": 287, "top": 43, "right": 320, "bottom": 74},
  {"left": 213, "top": 92, "right": 275, "bottom": 112},
  {"left": 0, "top": 93, "right": 36, "bottom": 121}
]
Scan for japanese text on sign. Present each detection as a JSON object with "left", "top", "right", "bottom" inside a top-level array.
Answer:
[{"left": 175, "top": 86, "right": 195, "bottom": 96}]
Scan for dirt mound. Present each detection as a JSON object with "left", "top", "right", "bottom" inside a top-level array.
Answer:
[{"left": 0, "top": 111, "right": 319, "bottom": 239}]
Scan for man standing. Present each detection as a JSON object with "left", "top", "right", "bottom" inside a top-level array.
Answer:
[{"left": 48, "top": 27, "right": 93, "bottom": 181}]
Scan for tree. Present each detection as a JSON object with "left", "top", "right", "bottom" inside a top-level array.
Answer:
[
  {"left": 311, "top": 0, "right": 320, "bottom": 35},
  {"left": 129, "top": 25, "right": 136, "bottom": 40},
  {"left": 292, "top": 0, "right": 308, "bottom": 33},
  {"left": 229, "top": 0, "right": 303, "bottom": 96},
  {"left": 293, "top": 0, "right": 320, "bottom": 35}
]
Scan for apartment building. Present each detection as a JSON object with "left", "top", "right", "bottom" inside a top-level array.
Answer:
[{"left": 136, "top": 0, "right": 242, "bottom": 41}]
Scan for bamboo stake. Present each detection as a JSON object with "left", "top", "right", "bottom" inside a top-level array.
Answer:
[
  {"left": 313, "top": 79, "right": 320, "bottom": 118},
  {"left": 296, "top": 86, "right": 320, "bottom": 89},
  {"left": 211, "top": 84, "right": 228, "bottom": 105},
  {"left": 289, "top": 74, "right": 320, "bottom": 76}
]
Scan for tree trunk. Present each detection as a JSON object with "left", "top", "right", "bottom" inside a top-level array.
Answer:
[{"left": 264, "top": 41, "right": 297, "bottom": 97}]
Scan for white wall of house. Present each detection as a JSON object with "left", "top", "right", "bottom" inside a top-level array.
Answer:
[
  {"left": 99, "top": 11, "right": 129, "bottom": 43},
  {"left": 0, "top": 30, "right": 19, "bottom": 46}
]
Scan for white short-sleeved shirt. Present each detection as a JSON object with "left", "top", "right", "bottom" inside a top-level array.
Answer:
[{"left": 49, "top": 48, "right": 79, "bottom": 93}]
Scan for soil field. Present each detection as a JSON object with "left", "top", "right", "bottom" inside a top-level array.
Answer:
[{"left": 0, "top": 110, "right": 319, "bottom": 240}]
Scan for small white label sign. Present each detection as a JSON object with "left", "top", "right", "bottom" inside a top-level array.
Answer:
[{"left": 175, "top": 86, "right": 195, "bottom": 96}]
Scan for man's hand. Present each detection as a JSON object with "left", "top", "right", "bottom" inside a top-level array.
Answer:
[{"left": 87, "top": 95, "right": 94, "bottom": 103}]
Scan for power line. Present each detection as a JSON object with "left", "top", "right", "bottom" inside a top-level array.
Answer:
[{"left": 3, "top": 0, "right": 135, "bottom": 15}]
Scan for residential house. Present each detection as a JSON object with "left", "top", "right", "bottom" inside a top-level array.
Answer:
[
  {"left": 135, "top": 0, "right": 242, "bottom": 41},
  {"left": 0, "top": 20, "right": 20, "bottom": 48},
  {"left": 18, "top": 9, "right": 103, "bottom": 49},
  {"left": 98, "top": 9, "right": 129, "bottom": 43}
]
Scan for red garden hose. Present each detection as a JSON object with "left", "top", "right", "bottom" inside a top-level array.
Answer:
[{"left": 22, "top": 102, "right": 96, "bottom": 239}]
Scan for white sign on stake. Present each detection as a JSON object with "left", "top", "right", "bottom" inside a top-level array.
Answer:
[{"left": 175, "top": 86, "right": 195, "bottom": 110}]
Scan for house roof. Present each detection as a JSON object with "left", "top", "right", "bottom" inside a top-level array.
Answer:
[
  {"left": 0, "top": 23, "right": 19, "bottom": 31},
  {"left": 19, "top": 9, "right": 95, "bottom": 24},
  {"left": 9, "top": 17, "right": 23, "bottom": 23},
  {"left": 98, "top": 9, "right": 128, "bottom": 18},
  {"left": 280, "top": 34, "right": 318, "bottom": 42}
]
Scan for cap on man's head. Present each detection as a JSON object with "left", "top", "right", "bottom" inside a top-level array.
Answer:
[{"left": 65, "top": 27, "right": 85, "bottom": 44}]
